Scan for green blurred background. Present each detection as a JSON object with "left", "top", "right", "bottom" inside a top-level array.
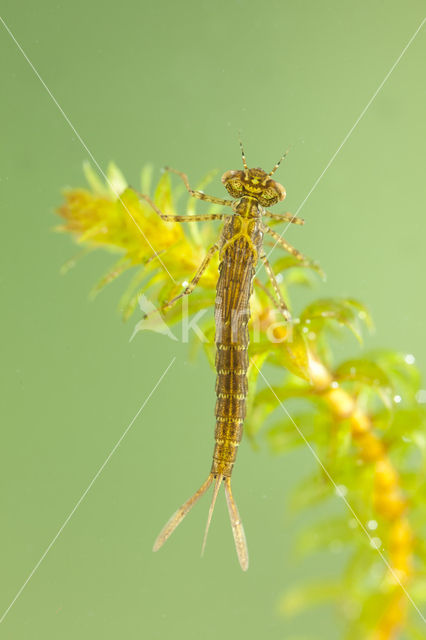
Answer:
[{"left": 1, "top": 1, "right": 425, "bottom": 638}]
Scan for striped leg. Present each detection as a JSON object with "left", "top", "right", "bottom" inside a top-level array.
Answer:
[
  {"left": 165, "top": 167, "right": 234, "bottom": 207},
  {"left": 259, "top": 254, "right": 291, "bottom": 322},
  {"left": 143, "top": 244, "right": 219, "bottom": 319},
  {"left": 135, "top": 190, "right": 229, "bottom": 222},
  {"left": 262, "top": 224, "right": 313, "bottom": 264},
  {"left": 263, "top": 211, "right": 304, "bottom": 225}
]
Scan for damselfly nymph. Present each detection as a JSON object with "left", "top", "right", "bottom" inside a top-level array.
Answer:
[{"left": 136, "top": 145, "right": 314, "bottom": 570}]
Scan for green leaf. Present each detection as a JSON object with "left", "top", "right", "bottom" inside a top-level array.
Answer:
[
  {"left": 245, "top": 401, "right": 274, "bottom": 444},
  {"left": 245, "top": 352, "right": 270, "bottom": 440},
  {"left": 300, "top": 298, "right": 371, "bottom": 343},
  {"left": 118, "top": 185, "right": 145, "bottom": 213},
  {"left": 181, "top": 170, "right": 219, "bottom": 245},
  {"left": 375, "top": 408, "right": 426, "bottom": 446},
  {"left": 271, "top": 254, "right": 323, "bottom": 277},
  {"left": 344, "top": 298, "right": 373, "bottom": 329},
  {"left": 106, "top": 162, "right": 128, "bottom": 196},
  {"left": 284, "top": 267, "right": 318, "bottom": 289},
  {"left": 186, "top": 169, "right": 219, "bottom": 214},
  {"left": 352, "top": 587, "right": 399, "bottom": 637},
  {"left": 410, "top": 578, "right": 426, "bottom": 603},
  {"left": 275, "top": 324, "right": 311, "bottom": 382},
  {"left": 266, "top": 413, "right": 315, "bottom": 454},
  {"left": 295, "top": 516, "right": 359, "bottom": 557},
  {"left": 90, "top": 257, "right": 130, "bottom": 298},
  {"left": 335, "top": 358, "right": 390, "bottom": 389},
  {"left": 404, "top": 621, "right": 426, "bottom": 640},
  {"left": 334, "top": 359, "right": 393, "bottom": 410},
  {"left": 254, "top": 380, "right": 313, "bottom": 407},
  {"left": 119, "top": 266, "right": 152, "bottom": 320},
  {"left": 290, "top": 472, "right": 333, "bottom": 512},
  {"left": 368, "top": 349, "right": 422, "bottom": 399},
  {"left": 83, "top": 161, "right": 109, "bottom": 195},
  {"left": 59, "top": 247, "right": 92, "bottom": 275},
  {"left": 140, "top": 164, "right": 153, "bottom": 195},
  {"left": 280, "top": 581, "right": 342, "bottom": 616},
  {"left": 153, "top": 171, "right": 174, "bottom": 214},
  {"left": 200, "top": 323, "right": 216, "bottom": 369}
]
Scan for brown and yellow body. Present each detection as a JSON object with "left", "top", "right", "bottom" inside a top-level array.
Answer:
[
  {"left": 149, "top": 149, "right": 308, "bottom": 571},
  {"left": 213, "top": 201, "right": 263, "bottom": 477}
]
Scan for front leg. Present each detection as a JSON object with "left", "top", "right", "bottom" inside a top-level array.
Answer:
[
  {"left": 165, "top": 167, "right": 234, "bottom": 207},
  {"left": 134, "top": 189, "right": 229, "bottom": 222}
]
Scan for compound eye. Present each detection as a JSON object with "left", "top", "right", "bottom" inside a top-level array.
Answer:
[
  {"left": 263, "top": 187, "right": 276, "bottom": 200},
  {"left": 230, "top": 179, "right": 243, "bottom": 191}
]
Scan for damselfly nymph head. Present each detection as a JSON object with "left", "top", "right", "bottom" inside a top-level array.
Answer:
[{"left": 221, "top": 168, "right": 286, "bottom": 207}]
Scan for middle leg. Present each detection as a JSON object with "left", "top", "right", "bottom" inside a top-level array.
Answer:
[
  {"left": 262, "top": 224, "right": 318, "bottom": 268},
  {"left": 143, "top": 243, "right": 219, "bottom": 319},
  {"left": 263, "top": 211, "right": 305, "bottom": 225}
]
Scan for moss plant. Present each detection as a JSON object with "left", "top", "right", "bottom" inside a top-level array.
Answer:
[{"left": 56, "top": 164, "right": 426, "bottom": 640}]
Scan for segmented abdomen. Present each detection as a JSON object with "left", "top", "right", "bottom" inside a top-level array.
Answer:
[{"left": 212, "top": 234, "right": 256, "bottom": 477}]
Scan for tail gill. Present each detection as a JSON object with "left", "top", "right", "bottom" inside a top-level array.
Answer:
[{"left": 153, "top": 473, "right": 249, "bottom": 571}]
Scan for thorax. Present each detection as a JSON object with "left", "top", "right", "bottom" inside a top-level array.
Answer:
[{"left": 219, "top": 197, "right": 263, "bottom": 262}]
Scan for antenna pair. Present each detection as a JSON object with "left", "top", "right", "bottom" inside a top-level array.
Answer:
[{"left": 239, "top": 137, "right": 289, "bottom": 182}]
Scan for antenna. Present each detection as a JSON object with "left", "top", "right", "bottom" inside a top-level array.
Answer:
[
  {"left": 265, "top": 148, "right": 290, "bottom": 181},
  {"left": 238, "top": 135, "right": 249, "bottom": 176}
]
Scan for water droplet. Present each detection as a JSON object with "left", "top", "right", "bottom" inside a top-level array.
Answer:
[
  {"left": 370, "top": 537, "right": 381, "bottom": 549},
  {"left": 404, "top": 353, "right": 415, "bottom": 365},
  {"left": 416, "top": 389, "right": 426, "bottom": 404},
  {"left": 367, "top": 519, "right": 378, "bottom": 531},
  {"left": 393, "top": 395, "right": 402, "bottom": 404},
  {"left": 335, "top": 484, "right": 347, "bottom": 498}
]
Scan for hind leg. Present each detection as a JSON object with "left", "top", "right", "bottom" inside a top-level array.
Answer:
[{"left": 258, "top": 254, "right": 291, "bottom": 322}]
